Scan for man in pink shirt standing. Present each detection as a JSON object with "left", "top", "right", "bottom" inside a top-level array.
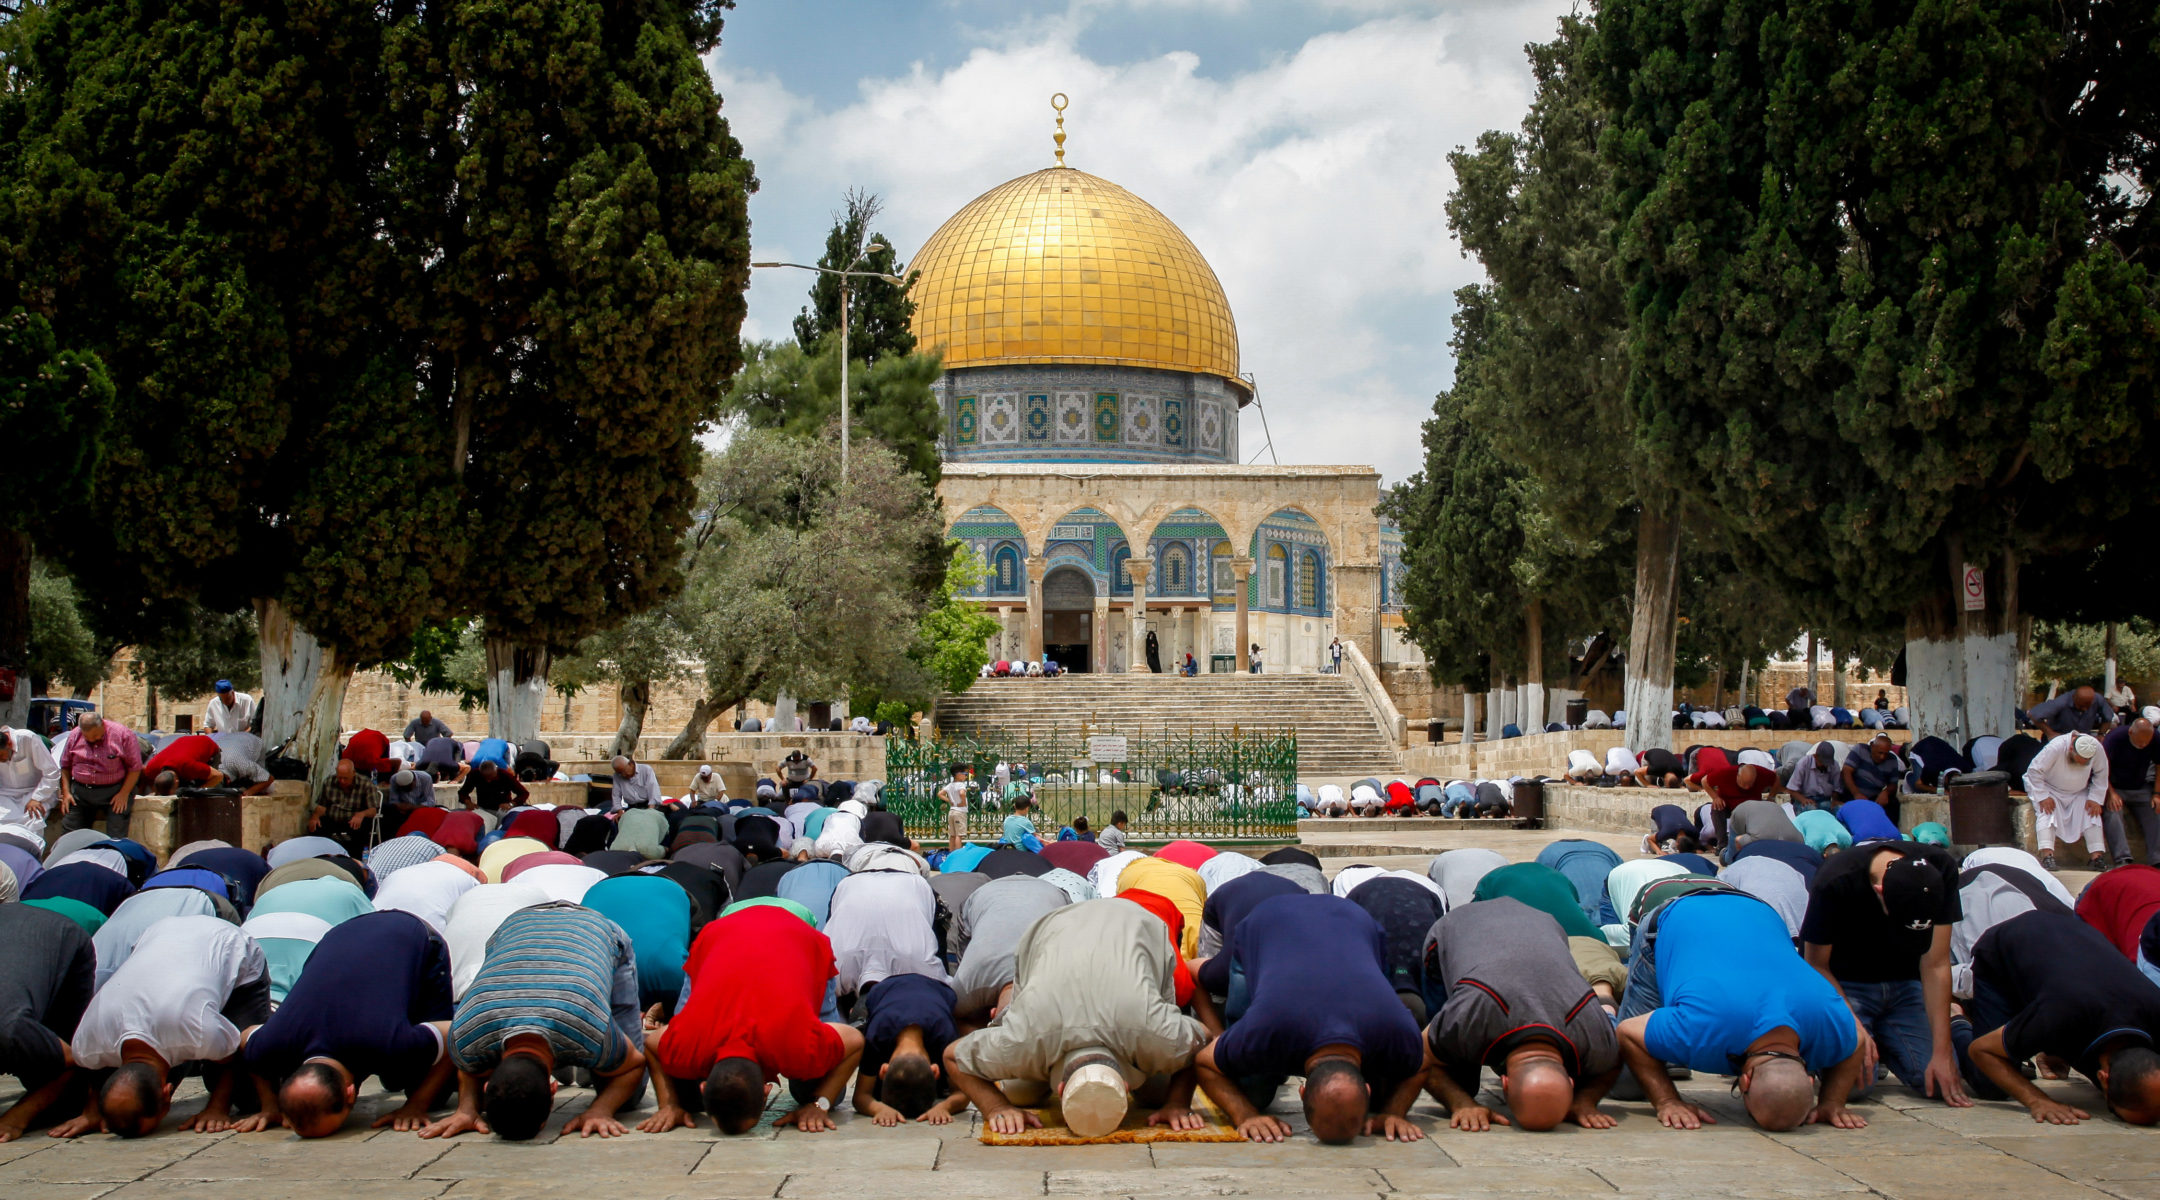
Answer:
[{"left": 57, "top": 713, "right": 142, "bottom": 838}]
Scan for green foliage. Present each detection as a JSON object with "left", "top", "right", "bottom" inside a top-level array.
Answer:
[
  {"left": 128, "top": 605, "right": 260, "bottom": 699},
  {"left": 0, "top": 309, "right": 110, "bottom": 539},
  {"left": 1378, "top": 287, "right": 1629, "bottom": 688},
  {"left": 792, "top": 189, "right": 918, "bottom": 364},
  {"left": 2032, "top": 622, "right": 2160, "bottom": 690},
  {"left": 725, "top": 338, "right": 945, "bottom": 488},
  {"left": 854, "top": 543, "right": 1002, "bottom": 720},
  {"left": 26, "top": 560, "right": 106, "bottom": 693},
  {"left": 7, "top": 0, "right": 756, "bottom": 673},
  {"left": 382, "top": 622, "right": 487, "bottom": 711},
  {"left": 1596, "top": 0, "right": 2160, "bottom": 632}
]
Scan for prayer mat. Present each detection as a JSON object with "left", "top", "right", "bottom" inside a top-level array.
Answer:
[{"left": 978, "top": 1092, "right": 1246, "bottom": 1146}]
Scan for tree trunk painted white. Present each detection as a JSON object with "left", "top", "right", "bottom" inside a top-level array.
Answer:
[
  {"left": 1832, "top": 649, "right": 1847, "bottom": 709},
  {"left": 257, "top": 598, "right": 324, "bottom": 752},
  {"left": 297, "top": 652, "right": 353, "bottom": 796},
  {"left": 1624, "top": 494, "right": 1682, "bottom": 754},
  {"left": 1737, "top": 659, "right": 1751, "bottom": 710},
  {"left": 1460, "top": 691, "right": 1477, "bottom": 746},
  {"left": 773, "top": 692, "right": 797, "bottom": 734},
  {"left": 484, "top": 636, "right": 552, "bottom": 744},
  {"left": 1905, "top": 544, "right": 2020, "bottom": 743},
  {"left": 1523, "top": 684, "right": 1546, "bottom": 732},
  {"left": 2106, "top": 622, "right": 2119, "bottom": 696},
  {"left": 613, "top": 679, "right": 650, "bottom": 758},
  {"left": 1524, "top": 601, "right": 1545, "bottom": 732},
  {"left": 1806, "top": 631, "right": 1818, "bottom": 699}
]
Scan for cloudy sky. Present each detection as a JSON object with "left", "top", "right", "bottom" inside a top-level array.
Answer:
[{"left": 709, "top": 0, "right": 1575, "bottom": 485}]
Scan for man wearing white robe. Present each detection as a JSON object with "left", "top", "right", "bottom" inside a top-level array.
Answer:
[
  {"left": 0, "top": 726, "right": 58, "bottom": 847},
  {"left": 2023, "top": 733, "right": 2107, "bottom": 871}
]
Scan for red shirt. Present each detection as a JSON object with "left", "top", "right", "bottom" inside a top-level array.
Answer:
[
  {"left": 2076, "top": 864, "right": 2160, "bottom": 960},
  {"left": 144, "top": 734, "right": 220, "bottom": 784},
  {"left": 1690, "top": 765, "right": 1773, "bottom": 807},
  {"left": 656, "top": 904, "right": 842, "bottom": 1083}
]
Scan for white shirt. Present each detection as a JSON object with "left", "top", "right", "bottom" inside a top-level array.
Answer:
[
  {"left": 444, "top": 883, "right": 552, "bottom": 999},
  {"left": 2023, "top": 733, "right": 2108, "bottom": 810},
  {"left": 0, "top": 728, "right": 60, "bottom": 824},
  {"left": 201, "top": 693, "right": 257, "bottom": 736},
  {"left": 1566, "top": 749, "right": 1603, "bottom": 777},
  {"left": 513, "top": 864, "right": 606, "bottom": 905},
  {"left": 825, "top": 871, "right": 944, "bottom": 993},
  {"left": 1604, "top": 746, "right": 1637, "bottom": 775},
  {"left": 813, "top": 811, "right": 864, "bottom": 862},
  {"left": 372, "top": 860, "right": 481, "bottom": 934},
  {"left": 74, "top": 916, "right": 266, "bottom": 1068},
  {"left": 1349, "top": 784, "right": 1383, "bottom": 808},
  {"left": 941, "top": 781, "right": 970, "bottom": 812}
]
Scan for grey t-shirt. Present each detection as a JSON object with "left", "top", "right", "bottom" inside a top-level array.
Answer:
[
  {"left": 1726, "top": 800, "right": 1802, "bottom": 851},
  {"left": 1425, "top": 897, "right": 1618, "bottom": 1078},
  {"left": 951, "top": 876, "right": 1069, "bottom": 1015},
  {"left": 0, "top": 904, "right": 96, "bottom": 1087},
  {"left": 2028, "top": 692, "right": 2117, "bottom": 735}
]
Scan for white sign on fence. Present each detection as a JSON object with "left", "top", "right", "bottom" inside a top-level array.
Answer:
[
  {"left": 1962, "top": 563, "right": 1985, "bottom": 612},
  {"left": 1088, "top": 735, "right": 1129, "bottom": 762}
]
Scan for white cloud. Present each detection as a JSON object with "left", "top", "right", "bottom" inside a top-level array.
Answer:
[{"left": 711, "top": 0, "right": 1572, "bottom": 483}]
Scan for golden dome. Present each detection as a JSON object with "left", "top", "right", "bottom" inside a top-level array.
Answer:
[{"left": 907, "top": 167, "right": 1243, "bottom": 390}]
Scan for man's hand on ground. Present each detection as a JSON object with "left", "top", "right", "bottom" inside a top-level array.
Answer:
[
  {"left": 982, "top": 1106, "right": 1041, "bottom": 1135},
  {"left": 1565, "top": 1099, "right": 1617, "bottom": 1130},
  {"left": 1235, "top": 1114, "right": 1293, "bottom": 1142},
  {"left": 774, "top": 1104, "right": 835, "bottom": 1133},
  {"left": 1652, "top": 1099, "right": 1716, "bottom": 1130},
  {"left": 373, "top": 1102, "right": 436, "bottom": 1132},
  {"left": 47, "top": 1115, "right": 100, "bottom": 1139},
  {"left": 1924, "top": 1053, "right": 1972, "bottom": 1107},
  {"left": 417, "top": 1110, "right": 489, "bottom": 1139},
  {"left": 180, "top": 1104, "right": 235, "bottom": 1133},
  {"left": 2027, "top": 1098, "right": 2090, "bottom": 1126},
  {"left": 1365, "top": 1113, "right": 1423, "bottom": 1141},
  {"left": 563, "top": 1110, "right": 627, "bottom": 1138},
  {"left": 1447, "top": 1104, "right": 1507, "bottom": 1132},
  {"left": 1147, "top": 1105, "right": 1203, "bottom": 1132},
  {"left": 1806, "top": 1103, "right": 1867, "bottom": 1130},
  {"left": 636, "top": 1105, "right": 696, "bottom": 1134}
]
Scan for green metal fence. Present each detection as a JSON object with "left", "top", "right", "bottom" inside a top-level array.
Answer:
[{"left": 885, "top": 727, "right": 1299, "bottom": 843}]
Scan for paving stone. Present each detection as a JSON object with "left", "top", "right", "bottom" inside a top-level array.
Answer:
[
  {"left": 779, "top": 1168, "right": 1044, "bottom": 1197},
  {"left": 0, "top": 1138, "right": 60, "bottom": 1165},
  {"left": 693, "top": 1133, "right": 939, "bottom": 1171},
  {"left": 1046, "top": 1166, "right": 1389, "bottom": 1194},
  {"left": 443, "top": 1174, "right": 786, "bottom": 1199},
  {"left": 106, "top": 1182, "right": 450, "bottom": 1200},
  {"left": 0, "top": 1186, "right": 124, "bottom": 1200},
  {"left": 1902, "top": 1099, "right": 2141, "bottom": 1139},
  {"left": 1972, "top": 1135, "right": 2160, "bottom": 1182},
  {"left": 142, "top": 1135, "right": 453, "bottom": 1180},
  {"left": 0, "top": 1137, "right": 227, "bottom": 1184},
  {"left": 1586, "top": 1160, "right": 1870, "bottom": 1196},
  {"left": 940, "top": 1139, "right": 1152, "bottom": 1169},
  {"left": 1148, "top": 1139, "right": 1450, "bottom": 1169},
  {"left": 415, "top": 1138, "right": 709, "bottom": 1179},
  {"left": 1806, "top": 1153, "right": 2117, "bottom": 1199}
]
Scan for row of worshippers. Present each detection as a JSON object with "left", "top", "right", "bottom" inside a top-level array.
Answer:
[
  {"left": 4, "top": 807, "right": 2156, "bottom": 1144},
  {"left": 1298, "top": 778, "right": 1517, "bottom": 819},
  {"left": 1524, "top": 682, "right": 2137, "bottom": 741}
]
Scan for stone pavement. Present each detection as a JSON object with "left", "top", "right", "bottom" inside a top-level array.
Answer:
[
  {"left": 0, "top": 829, "right": 2133, "bottom": 1199},
  {"left": 0, "top": 1067, "right": 2153, "bottom": 1200}
]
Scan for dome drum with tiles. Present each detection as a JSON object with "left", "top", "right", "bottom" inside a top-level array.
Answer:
[
  {"left": 916, "top": 101, "right": 1427, "bottom": 704},
  {"left": 910, "top": 165, "right": 1247, "bottom": 465}
]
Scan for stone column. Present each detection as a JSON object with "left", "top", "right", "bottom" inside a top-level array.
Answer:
[
  {"left": 1092, "top": 597, "right": 1111, "bottom": 673},
  {"left": 1026, "top": 557, "right": 1047, "bottom": 660},
  {"left": 1231, "top": 557, "right": 1255, "bottom": 672},
  {"left": 996, "top": 606, "right": 1014, "bottom": 661},
  {"left": 1125, "top": 560, "right": 1153, "bottom": 673}
]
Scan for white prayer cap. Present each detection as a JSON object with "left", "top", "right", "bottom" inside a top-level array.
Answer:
[
  {"left": 2074, "top": 734, "right": 2101, "bottom": 759},
  {"left": 696, "top": 764, "right": 713, "bottom": 775},
  {"left": 2144, "top": 706, "right": 2160, "bottom": 724},
  {"left": 1737, "top": 749, "right": 1777, "bottom": 770},
  {"left": 1059, "top": 1049, "right": 1131, "bottom": 1138}
]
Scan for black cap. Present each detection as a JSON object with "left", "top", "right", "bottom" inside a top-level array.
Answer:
[{"left": 1881, "top": 857, "right": 1940, "bottom": 931}]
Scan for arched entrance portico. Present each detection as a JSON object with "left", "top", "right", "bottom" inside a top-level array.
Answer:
[{"left": 1042, "top": 565, "right": 1098, "bottom": 673}]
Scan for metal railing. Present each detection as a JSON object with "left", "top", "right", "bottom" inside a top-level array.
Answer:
[{"left": 884, "top": 727, "right": 1299, "bottom": 842}]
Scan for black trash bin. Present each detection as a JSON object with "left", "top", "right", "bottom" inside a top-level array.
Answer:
[
  {"left": 175, "top": 786, "right": 244, "bottom": 850},
  {"left": 1564, "top": 698, "right": 1589, "bottom": 728},
  {"left": 1945, "top": 770, "right": 2014, "bottom": 846},
  {"left": 1426, "top": 719, "right": 1444, "bottom": 744},
  {"left": 1511, "top": 779, "right": 1545, "bottom": 824}
]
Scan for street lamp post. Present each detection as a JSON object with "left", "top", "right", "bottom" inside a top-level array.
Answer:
[{"left": 750, "top": 246, "right": 905, "bottom": 482}]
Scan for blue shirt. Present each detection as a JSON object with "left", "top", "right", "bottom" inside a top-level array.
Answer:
[
  {"left": 1642, "top": 896, "right": 1855, "bottom": 1074},
  {"left": 245, "top": 911, "right": 453, "bottom": 1087},
  {"left": 861, "top": 972, "right": 957, "bottom": 1078},
  {"left": 1001, "top": 814, "right": 1037, "bottom": 846},
  {"left": 582, "top": 875, "right": 692, "bottom": 1003},
  {"left": 1208, "top": 894, "right": 1423, "bottom": 1085},
  {"left": 451, "top": 903, "right": 638, "bottom": 1073}
]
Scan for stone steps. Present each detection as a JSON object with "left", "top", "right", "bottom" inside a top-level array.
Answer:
[{"left": 934, "top": 674, "right": 1402, "bottom": 774}]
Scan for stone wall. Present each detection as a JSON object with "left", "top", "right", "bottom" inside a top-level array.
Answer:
[{"left": 1402, "top": 728, "right": 1881, "bottom": 782}]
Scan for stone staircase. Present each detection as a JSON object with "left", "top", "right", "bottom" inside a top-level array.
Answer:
[{"left": 932, "top": 673, "right": 1403, "bottom": 776}]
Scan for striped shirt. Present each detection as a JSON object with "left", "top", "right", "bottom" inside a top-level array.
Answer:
[{"left": 449, "top": 903, "right": 635, "bottom": 1074}]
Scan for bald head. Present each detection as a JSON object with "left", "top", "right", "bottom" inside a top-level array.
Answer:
[
  {"left": 2075, "top": 685, "right": 2098, "bottom": 709},
  {"left": 99, "top": 1062, "right": 168, "bottom": 1139},
  {"left": 1301, "top": 1058, "right": 1370, "bottom": 1145},
  {"left": 1743, "top": 1057, "right": 1816, "bottom": 1131},
  {"left": 1501, "top": 1052, "right": 1574, "bottom": 1132},
  {"left": 278, "top": 1062, "right": 354, "bottom": 1138},
  {"left": 2133, "top": 718, "right": 2154, "bottom": 749}
]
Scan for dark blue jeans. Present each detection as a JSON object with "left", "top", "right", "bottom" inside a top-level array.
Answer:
[{"left": 1840, "top": 979, "right": 1932, "bottom": 1097}]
